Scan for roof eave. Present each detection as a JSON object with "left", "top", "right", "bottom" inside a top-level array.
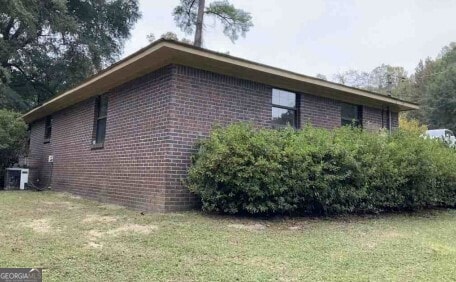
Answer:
[{"left": 22, "top": 39, "right": 419, "bottom": 123}]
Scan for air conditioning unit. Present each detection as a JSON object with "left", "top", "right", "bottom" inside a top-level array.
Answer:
[{"left": 4, "top": 168, "right": 29, "bottom": 190}]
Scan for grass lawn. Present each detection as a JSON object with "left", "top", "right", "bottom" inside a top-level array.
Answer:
[{"left": 1, "top": 191, "right": 456, "bottom": 281}]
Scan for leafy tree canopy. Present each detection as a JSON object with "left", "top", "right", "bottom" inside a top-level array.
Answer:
[
  {"left": 0, "top": 109, "right": 27, "bottom": 184},
  {"left": 0, "top": 0, "right": 140, "bottom": 112},
  {"left": 422, "top": 44, "right": 456, "bottom": 131},
  {"left": 327, "top": 43, "right": 456, "bottom": 131},
  {"left": 173, "top": 0, "right": 253, "bottom": 46},
  {"left": 332, "top": 64, "right": 411, "bottom": 100},
  {"left": 147, "top": 31, "right": 193, "bottom": 44}
]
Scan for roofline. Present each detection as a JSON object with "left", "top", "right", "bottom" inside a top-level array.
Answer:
[
  {"left": 163, "top": 40, "right": 419, "bottom": 109},
  {"left": 22, "top": 39, "right": 419, "bottom": 123},
  {"left": 165, "top": 39, "right": 418, "bottom": 107}
]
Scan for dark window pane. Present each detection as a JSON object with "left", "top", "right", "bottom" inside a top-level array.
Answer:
[
  {"left": 341, "top": 103, "right": 362, "bottom": 127},
  {"left": 98, "top": 96, "right": 108, "bottom": 118},
  {"left": 96, "top": 118, "right": 106, "bottom": 144},
  {"left": 341, "top": 103, "right": 358, "bottom": 120},
  {"left": 44, "top": 116, "right": 52, "bottom": 139},
  {"left": 272, "top": 89, "right": 296, "bottom": 108},
  {"left": 272, "top": 107, "right": 295, "bottom": 127}
]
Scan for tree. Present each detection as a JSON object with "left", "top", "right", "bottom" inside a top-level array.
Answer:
[
  {"left": 402, "top": 58, "right": 434, "bottom": 122},
  {"left": 419, "top": 43, "right": 456, "bottom": 131},
  {"left": 425, "top": 67, "right": 456, "bottom": 131},
  {"left": 315, "top": 74, "right": 328, "bottom": 81},
  {"left": 173, "top": 0, "right": 253, "bottom": 47},
  {"left": 147, "top": 31, "right": 193, "bottom": 44},
  {"left": 331, "top": 65, "right": 411, "bottom": 100},
  {"left": 328, "top": 42, "right": 456, "bottom": 131},
  {"left": 332, "top": 70, "right": 370, "bottom": 88},
  {"left": 0, "top": 0, "right": 141, "bottom": 112},
  {"left": 0, "top": 109, "right": 27, "bottom": 185}
]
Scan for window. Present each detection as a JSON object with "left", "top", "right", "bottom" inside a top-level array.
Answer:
[
  {"left": 341, "top": 103, "right": 362, "bottom": 127},
  {"left": 26, "top": 125, "right": 31, "bottom": 155},
  {"left": 94, "top": 96, "right": 108, "bottom": 145},
  {"left": 272, "top": 89, "right": 297, "bottom": 128},
  {"left": 44, "top": 116, "right": 52, "bottom": 142}
]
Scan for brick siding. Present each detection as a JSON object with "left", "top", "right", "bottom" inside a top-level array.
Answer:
[
  {"left": 28, "top": 121, "right": 52, "bottom": 186},
  {"left": 164, "top": 65, "right": 272, "bottom": 211},
  {"left": 363, "top": 106, "right": 399, "bottom": 131},
  {"left": 28, "top": 64, "right": 399, "bottom": 211},
  {"left": 299, "top": 93, "right": 341, "bottom": 129},
  {"left": 29, "top": 66, "right": 174, "bottom": 211}
]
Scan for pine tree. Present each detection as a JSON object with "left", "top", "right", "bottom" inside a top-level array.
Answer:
[{"left": 173, "top": 0, "right": 253, "bottom": 47}]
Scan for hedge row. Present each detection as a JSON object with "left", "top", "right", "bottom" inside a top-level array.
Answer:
[{"left": 187, "top": 123, "right": 456, "bottom": 215}]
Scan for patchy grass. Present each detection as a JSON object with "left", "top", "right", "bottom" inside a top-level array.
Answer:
[{"left": 1, "top": 191, "right": 456, "bottom": 281}]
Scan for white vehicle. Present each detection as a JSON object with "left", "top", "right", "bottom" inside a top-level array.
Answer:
[{"left": 426, "top": 129, "right": 456, "bottom": 147}]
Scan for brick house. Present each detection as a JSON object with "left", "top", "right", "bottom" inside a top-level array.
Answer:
[{"left": 23, "top": 40, "right": 418, "bottom": 212}]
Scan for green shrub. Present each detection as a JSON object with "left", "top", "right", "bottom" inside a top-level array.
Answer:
[{"left": 187, "top": 123, "right": 456, "bottom": 215}]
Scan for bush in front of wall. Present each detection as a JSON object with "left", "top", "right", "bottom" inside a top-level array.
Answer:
[{"left": 187, "top": 123, "right": 456, "bottom": 215}]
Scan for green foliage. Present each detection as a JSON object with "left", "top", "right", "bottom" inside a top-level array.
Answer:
[
  {"left": 0, "top": 0, "right": 140, "bottom": 112},
  {"left": 173, "top": 0, "right": 253, "bottom": 43},
  {"left": 406, "top": 58, "right": 435, "bottom": 123},
  {"left": 329, "top": 43, "right": 456, "bottom": 131},
  {"left": 188, "top": 123, "right": 456, "bottom": 215},
  {"left": 424, "top": 63, "right": 456, "bottom": 132},
  {"left": 332, "top": 64, "right": 411, "bottom": 100},
  {"left": 0, "top": 109, "right": 27, "bottom": 184},
  {"left": 205, "top": 1, "right": 253, "bottom": 42},
  {"left": 399, "top": 116, "right": 428, "bottom": 135},
  {"left": 147, "top": 31, "right": 193, "bottom": 44},
  {"left": 406, "top": 43, "right": 456, "bottom": 130}
]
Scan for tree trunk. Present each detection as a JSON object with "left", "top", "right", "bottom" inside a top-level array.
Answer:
[{"left": 194, "top": 0, "right": 205, "bottom": 47}]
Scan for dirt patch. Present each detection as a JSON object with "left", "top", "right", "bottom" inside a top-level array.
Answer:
[
  {"left": 42, "top": 201, "right": 58, "bottom": 205},
  {"left": 86, "top": 241, "right": 103, "bottom": 249},
  {"left": 23, "top": 219, "right": 53, "bottom": 233},
  {"left": 86, "top": 224, "right": 158, "bottom": 243},
  {"left": 86, "top": 230, "right": 105, "bottom": 249},
  {"left": 56, "top": 192, "right": 82, "bottom": 200},
  {"left": 100, "top": 203, "right": 124, "bottom": 210},
  {"left": 87, "top": 230, "right": 104, "bottom": 240},
  {"left": 107, "top": 224, "right": 158, "bottom": 235},
  {"left": 82, "top": 214, "right": 119, "bottom": 224},
  {"left": 42, "top": 201, "right": 79, "bottom": 209},
  {"left": 228, "top": 223, "right": 266, "bottom": 231},
  {"left": 363, "top": 241, "right": 378, "bottom": 249},
  {"left": 288, "top": 225, "right": 303, "bottom": 231},
  {"left": 380, "top": 230, "right": 405, "bottom": 239},
  {"left": 360, "top": 230, "right": 407, "bottom": 249},
  {"left": 43, "top": 201, "right": 71, "bottom": 205}
]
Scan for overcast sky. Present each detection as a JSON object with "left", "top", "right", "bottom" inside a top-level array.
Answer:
[{"left": 123, "top": 0, "right": 456, "bottom": 78}]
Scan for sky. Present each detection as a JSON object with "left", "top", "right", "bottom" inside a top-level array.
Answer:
[{"left": 123, "top": 0, "right": 456, "bottom": 79}]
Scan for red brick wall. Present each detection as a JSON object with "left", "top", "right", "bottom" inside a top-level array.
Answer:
[
  {"left": 363, "top": 106, "right": 399, "bottom": 131},
  {"left": 163, "top": 66, "right": 399, "bottom": 210},
  {"left": 29, "top": 66, "right": 174, "bottom": 211},
  {"left": 300, "top": 93, "right": 341, "bottom": 129},
  {"left": 164, "top": 65, "right": 273, "bottom": 211},
  {"left": 29, "top": 120, "right": 53, "bottom": 186},
  {"left": 299, "top": 95, "right": 400, "bottom": 131},
  {"left": 28, "top": 64, "right": 399, "bottom": 211}
]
